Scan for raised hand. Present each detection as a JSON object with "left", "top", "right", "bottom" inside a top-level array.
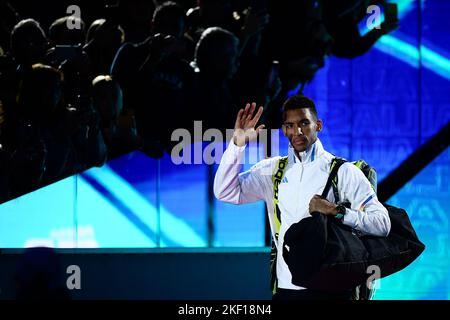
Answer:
[{"left": 233, "top": 102, "right": 265, "bottom": 147}]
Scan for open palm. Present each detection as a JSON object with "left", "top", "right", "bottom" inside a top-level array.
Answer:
[{"left": 233, "top": 102, "right": 265, "bottom": 147}]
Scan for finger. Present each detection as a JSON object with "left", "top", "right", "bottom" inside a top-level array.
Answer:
[
  {"left": 255, "top": 124, "right": 265, "bottom": 135},
  {"left": 249, "top": 106, "right": 264, "bottom": 127},
  {"left": 255, "top": 124, "right": 265, "bottom": 138},
  {"left": 248, "top": 106, "right": 261, "bottom": 126},
  {"left": 242, "top": 103, "right": 250, "bottom": 121},
  {"left": 249, "top": 102, "right": 257, "bottom": 119},
  {"left": 234, "top": 108, "right": 244, "bottom": 129},
  {"left": 245, "top": 102, "right": 256, "bottom": 123},
  {"left": 241, "top": 104, "right": 250, "bottom": 127}
]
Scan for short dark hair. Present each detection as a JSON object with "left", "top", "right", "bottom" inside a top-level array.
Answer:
[
  {"left": 282, "top": 94, "right": 318, "bottom": 121},
  {"left": 194, "top": 27, "right": 239, "bottom": 71},
  {"left": 153, "top": 1, "right": 185, "bottom": 23},
  {"left": 49, "top": 16, "right": 86, "bottom": 46},
  {"left": 11, "top": 19, "right": 46, "bottom": 52},
  {"left": 17, "top": 63, "right": 63, "bottom": 119}
]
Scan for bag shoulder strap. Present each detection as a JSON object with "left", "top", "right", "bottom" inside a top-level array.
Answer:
[
  {"left": 270, "top": 156, "right": 288, "bottom": 294},
  {"left": 272, "top": 156, "right": 288, "bottom": 235},
  {"left": 321, "top": 157, "right": 347, "bottom": 200}
]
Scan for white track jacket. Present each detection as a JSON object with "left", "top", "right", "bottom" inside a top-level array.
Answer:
[{"left": 214, "top": 138, "right": 391, "bottom": 290}]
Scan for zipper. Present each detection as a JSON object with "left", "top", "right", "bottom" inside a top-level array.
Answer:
[{"left": 299, "top": 159, "right": 304, "bottom": 182}]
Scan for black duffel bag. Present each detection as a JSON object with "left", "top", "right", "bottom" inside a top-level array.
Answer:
[{"left": 282, "top": 158, "right": 425, "bottom": 292}]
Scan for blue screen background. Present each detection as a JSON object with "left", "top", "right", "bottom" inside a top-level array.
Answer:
[{"left": 0, "top": 0, "right": 449, "bottom": 299}]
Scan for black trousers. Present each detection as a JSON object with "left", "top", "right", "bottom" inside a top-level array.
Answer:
[{"left": 272, "top": 288, "right": 353, "bottom": 301}]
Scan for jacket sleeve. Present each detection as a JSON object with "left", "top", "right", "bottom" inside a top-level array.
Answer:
[
  {"left": 213, "top": 141, "right": 272, "bottom": 204},
  {"left": 337, "top": 163, "right": 391, "bottom": 237}
]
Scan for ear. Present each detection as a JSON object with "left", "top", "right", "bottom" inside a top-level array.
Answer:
[
  {"left": 282, "top": 125, "right": 288, "bottom": 137},
  {"left": 316, "top": 119, "right": 323, "bottom": 132}
]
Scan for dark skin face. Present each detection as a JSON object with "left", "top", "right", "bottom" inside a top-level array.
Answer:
[
  {"left": 282, "top": 108, "right": 322, "bottom": 155},
  {"left": 282, "top": 108, "right": 338, "bottom": 215}
]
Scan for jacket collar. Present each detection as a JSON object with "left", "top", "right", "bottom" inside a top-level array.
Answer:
[{"left": 288, "top": 138, "right": 324, "bottom": 164}]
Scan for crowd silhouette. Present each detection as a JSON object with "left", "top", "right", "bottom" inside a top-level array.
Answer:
[{"left": 0, "top": 0, "right": 398, "bottom": 203}]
